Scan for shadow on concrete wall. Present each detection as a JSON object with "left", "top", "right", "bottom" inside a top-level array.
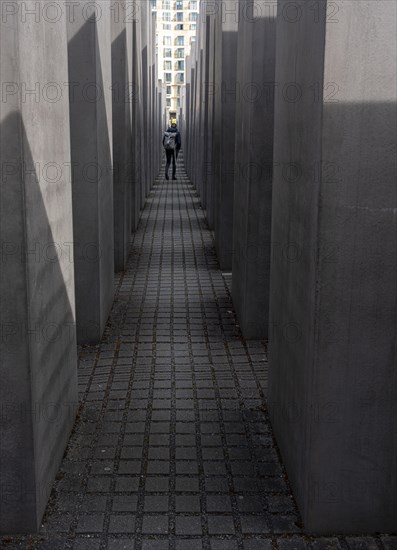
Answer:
[
  {"left": 232, "top": 13, "right": 276, "bottom": 341},
  {"left": 141, "top": 44, "right": 149, "bottom": 208},
  {"left": 67, "top": 14, "right": 114, "bottom": 343},
  {"left": 112, "top": 27, "right": 132, "bottom": 272},
  {"left": 0, "top": 112, "right": 78, "bottom": 533},
  {"left": 269, "top": 100, "right": 397, "bottom": 533},
  {"left": 131, "top": 19, "right": 142, "bottom": 231}
]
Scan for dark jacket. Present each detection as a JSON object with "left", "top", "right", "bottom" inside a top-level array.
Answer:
[{"left": 163, "top": 127, "right": 181, "bottom": 150}]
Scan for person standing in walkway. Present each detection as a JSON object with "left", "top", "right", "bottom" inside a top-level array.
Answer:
[{"left": 163, "top": 120, "right": 181, "bottom": 180}]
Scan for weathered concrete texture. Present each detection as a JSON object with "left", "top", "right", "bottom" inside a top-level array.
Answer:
[
  {"left": 184, "top": 7, "right": 216, "bottom": 216},
  {"left": 268, "top": 0, "right": 397, "bottom": 533},
  {"left": 199, "top": 16, "right": 212, "bottom": 209},
  {"left": 193, "top": 21, "right": 205, "bottom": 197},
  {"left": 213, "top": 1, "right": 238, "bottom": 270},
  {"left": 111, "top": 0, "right": 132, "bottom": 272},
  {"left": 129, "top": 2, "right": 162, "bottom": 232},
  {"left": 0, "top": 2, "right": 78, "bottom": 533},
  {"left": 140, "top": 0, "right": 149, "bottom": 206},
  {"left": 232, "top": 0, "right": 277, "bottom": 339},
  {"left": 204, "top": 13, "right": 216, "bottom": 229},
  {"left": 131, "top": 17, "right": 143, "bottom": 231},
  {"left": 67, "top": 1, "right": 114, "bottom": 343}
]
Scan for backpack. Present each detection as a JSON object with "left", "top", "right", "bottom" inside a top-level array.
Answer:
[{"left": 164, "top": 131, "right": 176, "bottom": 150}]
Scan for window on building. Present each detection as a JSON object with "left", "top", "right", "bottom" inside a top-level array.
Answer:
[
  {"left": 190, "top": 23, "right": 196, "bottom": 30},
  {"left": 166, "top": 85, "right": 172, "bottom": 95},
  {"left": 176, "top": 0, "right": 183, "bottom": 9},
  {"left": 163, "top": 23, "right": 171, "bottom": 29},
  {"left": 190, "top": 36, "right": 196, "bottom": 45},
  {"left": 163, "top": 48, "right": 172, "bottom": 57},
  {"left": 163, "top": 35, "right": 171, "bottom": 45},
  {"left": 176, "top": 36, "right": 184, "bottom": 45},
  {"left": 177, "top": 98, "right": 181, "bottom": 107},
  {"left": 163, "top": 10, "right": 171, "bottom": 20},
  {"left": 164, "top": 60, "right": 172, "bottom": 70},
  {"left": 165, "top": 72, "right": 172, "bottom": 82},
  {"left": 176, "top": 11, "right": 183, "bottom": 21},
  {"left": 175, "top": 48, "right": 185, "bottom": 58},
  {"left": 175, "top": 24, "right": 184, "bottom": 30},
  {"left": 163, "top": 0, "right": 170, "bottom": 9},
  {"left": 189, "top": 11, "right": 198, "bottom": 21},
  {"left": 166, "top": 98, "right": 171, "bottom": 107},
  {"left": 176, "top": 60, "right": 184, "bottom": 71},
  {"left": 190, "top": 0, "right": 197, "bottom": 9},
  {"left": 176, "top": 72, "right": 184, "bottom": 83}
]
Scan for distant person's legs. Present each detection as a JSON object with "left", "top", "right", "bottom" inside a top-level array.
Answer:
[
  {"left": 165, "top": 149, "right": 172, "bottom": 180},
  {"left": 172, "top": 151, "right": 177, "bottom": 180}
]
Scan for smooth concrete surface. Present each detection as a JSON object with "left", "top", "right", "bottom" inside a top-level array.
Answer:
[
  {"left": 140, "top": 1, "right": 149, "bottom": 206},
  {"left": 232, "top": 0, "right": 277, "bottom": 339},
  {"left": 199, "top": 19, "right": 211, "bottom": 208},
  {"left": 67, "top": 0, "right": 114, "bottom": 343},
  {"left": 131, "top": 17, "right": 143, "bottom": 231},
  {"left": 213, "top": 1, "right": 238, "bottom": 270},
  {"left": 205, "top": 14, "right": 216, "bottom": 229},
  {"left": 111, "top": 0, "right": 132, "bottom": 272},
  {"left": 0, "top": 2, "right": 78, "bottom": 532},
  {"left": 268, "top": 0, "right": 397, "bottom": 533}
]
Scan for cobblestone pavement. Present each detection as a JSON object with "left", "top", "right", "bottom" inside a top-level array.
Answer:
[{"left": 2, "top": 161, "right": 395, "bottom": 550}]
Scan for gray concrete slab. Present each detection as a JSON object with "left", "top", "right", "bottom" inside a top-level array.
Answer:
[
  {"left": 67, "top": 0, "right": 115, "bottom": 343},
  {"left": 0, "top": 3, "right": 78, "bottom": 532},
  {"left": 213, "top": 1, "right": 238, "bottom": 270},
  {"left": 205, "top": 13, "right": 216, "bottom": 229},
  {"left": 131, "top": 17, "right": 143, "bottom": 231},
  {"left": 111, "top": 0, "right": 132, "bottom": 272},
  {"left": 268, "top": 0, "right": 397, "bottom": 533},
  {"left": 232, "top": 0, "right": 277, "bottom": 339}
]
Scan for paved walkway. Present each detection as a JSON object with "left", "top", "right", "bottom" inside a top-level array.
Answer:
[{"left": 3, "top": 161, "right": 394, "bottom": 550}]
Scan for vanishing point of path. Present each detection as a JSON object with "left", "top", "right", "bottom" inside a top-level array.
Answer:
[{"left": 3, "top": 160, "right": 394, "bottom": 550}]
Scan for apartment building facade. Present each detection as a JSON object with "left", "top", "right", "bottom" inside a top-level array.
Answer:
[{"left": 152, "top": 0, "right": 200, "bottom": 113}]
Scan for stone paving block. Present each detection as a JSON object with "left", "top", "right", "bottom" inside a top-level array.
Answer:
[
  {"left": 108, "top": 514, "right": 136, "bottom": 534},
  {"left": 144, "top": 495, "right": 169, "bottom": 512},
  {"left": 73, "top": 539, "right": 102, "bottom": 550},
  {"left": 207, "top": 515, "right": 235, "bottom": 535},
  {"left": 240, "top": 516, "right": 271, "bottom": 534},
  {"left": 175, "top": 516, "right": 203, "bottom": 536},
  {"left": 112, "top": 496, "right": 138, "bottom": 512},
  {"left": 141, "top": 515, "right": 169, "bottom": 534},
  {"left": 75, "top": 514, "right": 105, "bottom": 533}
]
